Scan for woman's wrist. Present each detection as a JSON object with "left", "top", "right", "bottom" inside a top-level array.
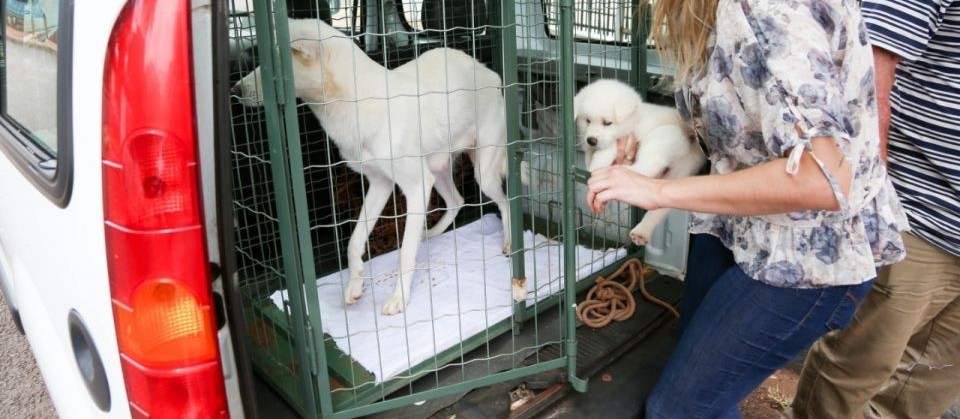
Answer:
[
  {"left": 655, "top": 174, "right": 713, "bottom": 213},
  {"left": 653, "top": 178, "right": 675, "bottom": 210}
]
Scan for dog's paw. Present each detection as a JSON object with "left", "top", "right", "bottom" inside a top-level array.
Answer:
[
  {"left": 343, "top": 275, "right": 365, "bottom": 305},
  {"left": 502, "top": 240, "right": 511, "bottom": 256},
  {"left": 629, "top": 227, "right": 650, "bottom": 247},
  {"left": 519, "top": 160, "right": 531, "bottom": 186},
  {"left": 381, "top": 291, "right": 410, "bottom": 316},
  {"left": 512, "top": 279, "right": 527, "bottom": 302}
]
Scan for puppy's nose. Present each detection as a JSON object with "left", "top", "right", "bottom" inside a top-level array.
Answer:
[
  {"left": 586, "top": 137, "right": 598, "bottom": 147},
  {"left": 231, "top": 84, "right": 242, "bottom": 96}
]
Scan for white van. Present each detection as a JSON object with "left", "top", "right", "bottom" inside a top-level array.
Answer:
[{"left": 0, "top": 0, "right": 690, "bottom": 418}]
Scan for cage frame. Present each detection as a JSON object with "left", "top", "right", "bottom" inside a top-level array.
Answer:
[{"left": 233, "top": 0, "right": 652, "bottom": 417}]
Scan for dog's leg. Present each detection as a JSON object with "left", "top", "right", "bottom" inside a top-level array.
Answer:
[
  {"left": 382, "top": 174, "right": 435, "bottom": 315},
  {"left": 473, "top": 146, "right": 512, "bottom": 255},
  {"left": 625, "top": 136, "right": 704, "bottom": 247},
  {"left": 345, "top": 176, "right": 393, "bottom": 305},
  {"left": 623, "top": 144, "right": 675, "bottom": 247},
  {"left": 424, "top": 168, "right": 464, "bottom": 239},
  {"left": 473, "top": 146, "right": 525, "bottom": 301},
  {"left": 628, "top": 152, "right": 672, "bottom": 178},
  {"left": 587, "top": 147, "right": 619, "bottom": 172},
  {"left": 626, "top": 152, "right": 671, "bottom": 247},
  {"left": 630, "top": 208, "right": 671, "bottom": 246}
]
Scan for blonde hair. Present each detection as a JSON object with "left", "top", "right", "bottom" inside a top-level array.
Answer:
[{"left": 648, "top": 0, "right": 719, "bottom": 87}]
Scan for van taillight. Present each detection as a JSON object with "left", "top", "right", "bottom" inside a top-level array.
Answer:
[{"left": 102, "top": 0, "right": 229, "bottom": 417}]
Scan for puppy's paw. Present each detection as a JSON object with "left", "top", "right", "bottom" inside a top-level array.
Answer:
[
  {"left": 381, "top": 291, "right": 410, "bottom": 316},
  {"left": 502, "top": 240, "right": 511, "bottom": 256},
  {"left": 343, "top": 273, "right": 365, "bottom": 305},
  {"left": 629, "top": 226, "right": 651, "bottom": 247}
]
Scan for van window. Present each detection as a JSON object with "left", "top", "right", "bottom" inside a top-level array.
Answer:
[
  {"left": 544, "top": 0, "right": 645, "bottom": 45},
  {"left": 0, "top": 0, "right": 73, "bottom": 206},
  {"left": 1, "top": 0, "right": 60, "bottom": 153}
]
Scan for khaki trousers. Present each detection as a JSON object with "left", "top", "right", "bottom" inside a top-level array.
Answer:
[{"left": 785, "top": 233, "right": 960, "bottom": 419}]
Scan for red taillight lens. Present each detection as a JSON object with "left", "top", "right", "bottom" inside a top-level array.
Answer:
[
  {"left": 105, "top": 130, "right": 199, "bottom": 230},
  {"left": 121, "top": 362, "right": 228, "bottom": 419},
  {"left": 103, "top": 0, "right": 229, "bottom": 417}
]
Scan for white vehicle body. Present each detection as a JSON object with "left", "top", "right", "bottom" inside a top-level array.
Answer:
[
  {"left": 1, "top": 0, "right": 132, "bottom": 416},
  {"left": 0, "top": 0, "right": 245, "bottom": 417}
]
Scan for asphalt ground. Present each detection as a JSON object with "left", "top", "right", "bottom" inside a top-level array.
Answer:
[{"left": 0, "top": 292, "right": 57, "bottom": 418}]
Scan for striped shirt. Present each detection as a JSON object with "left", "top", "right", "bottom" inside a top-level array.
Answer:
[{"left": 862, "top": 0, "right": 960, "bottom": 257}]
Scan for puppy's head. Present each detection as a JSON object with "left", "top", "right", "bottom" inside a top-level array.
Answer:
[{"left": 573, "top": 79, "right": 641, "bottom": 152}]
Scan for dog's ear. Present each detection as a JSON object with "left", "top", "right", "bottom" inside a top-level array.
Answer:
[
  {"left": 290, "top": 38, "right": 319, "bottom": 62},
  {"left": 612, "top": 94, "right": 639, "bottom": 123}
]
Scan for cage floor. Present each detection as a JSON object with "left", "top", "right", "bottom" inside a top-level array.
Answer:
[{"left": 270, "top": 214, "right": 626, "bottom": 383}]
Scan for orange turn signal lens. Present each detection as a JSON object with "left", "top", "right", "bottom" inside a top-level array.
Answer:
[{"left": 114, "top": 279, "right": 217, "bottom": 367}]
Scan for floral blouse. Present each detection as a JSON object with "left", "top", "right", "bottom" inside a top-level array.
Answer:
[{"left": 678, "top": 0, "right": 909, "bottom": 288}]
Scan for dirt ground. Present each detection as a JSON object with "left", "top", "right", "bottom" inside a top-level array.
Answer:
[
  {"left": 739, "top": 357, "right": 960, "bottom": 419},
  {"left": 739, "top": 362, "right": 802, "bottom": 419}
]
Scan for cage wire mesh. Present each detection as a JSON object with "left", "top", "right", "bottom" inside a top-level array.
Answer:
[{"left": 227, "top": 0, "right": 651, "bottom": 417}]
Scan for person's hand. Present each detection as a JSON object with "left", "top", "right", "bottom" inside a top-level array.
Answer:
[
  {"left": 613, "top": 134, "right": 638, "bottom": 166},
  {"left": 586, "top": 166, "right": 666, "bottom": 214}
]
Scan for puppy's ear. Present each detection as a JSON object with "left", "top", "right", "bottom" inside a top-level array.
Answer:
[{"left": 612, "top": 94, "right": 639, "bottom": 123}]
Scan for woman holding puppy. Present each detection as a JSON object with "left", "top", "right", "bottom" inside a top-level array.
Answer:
[{"left": 585, "top": 0, "right": 909, "bottom": 417}]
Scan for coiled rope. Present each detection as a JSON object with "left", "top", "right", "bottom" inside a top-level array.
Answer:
[{"left": 576, "top": 259, "right": 680, "bottom": 328}]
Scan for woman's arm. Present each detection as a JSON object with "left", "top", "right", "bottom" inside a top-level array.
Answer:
[{"left": 586, "top": 136, "right": 852, "bottom": 216}]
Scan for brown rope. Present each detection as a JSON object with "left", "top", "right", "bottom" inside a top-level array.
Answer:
[{"left": 576, "top": 259, "right": 680, "bottom": 328}]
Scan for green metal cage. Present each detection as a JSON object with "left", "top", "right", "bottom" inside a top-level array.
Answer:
[{"left": 226, "top": 0, "right": 656, "bottom": 417}]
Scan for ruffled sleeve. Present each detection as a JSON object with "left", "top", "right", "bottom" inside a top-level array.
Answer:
[{"left": 735, "top": 0, "right": 859, "bottom": 214}]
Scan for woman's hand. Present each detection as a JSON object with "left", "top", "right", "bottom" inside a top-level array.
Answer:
[
  {"left": 586, "top": 166, "right": 667, "bottom": 214},
  {"left": 613, "top": 134, "right": 639, "bottom": 166}
]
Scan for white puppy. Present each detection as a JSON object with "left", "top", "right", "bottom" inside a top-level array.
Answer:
[
  {"left": 575, "top": 79, "right": 706, "bottom": 246},
  {"left": 234, "top": 19, "right": 520, "bottom": 315}
]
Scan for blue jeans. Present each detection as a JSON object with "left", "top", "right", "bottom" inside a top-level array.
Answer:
[{"left": 645, "top": 234, "right": 873, "bottom": 419}]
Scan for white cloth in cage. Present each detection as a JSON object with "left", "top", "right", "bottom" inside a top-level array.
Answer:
[{"left": 269, "top": 214, "right": 626, "bottom": 383}]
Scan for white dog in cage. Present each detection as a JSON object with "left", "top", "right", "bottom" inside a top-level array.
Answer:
[
  {"left": 574, "top": 79, "right": 706, "bottom": 246},
  {"left": 233, "top": 19, "right": 521, "bottom": 315}
]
